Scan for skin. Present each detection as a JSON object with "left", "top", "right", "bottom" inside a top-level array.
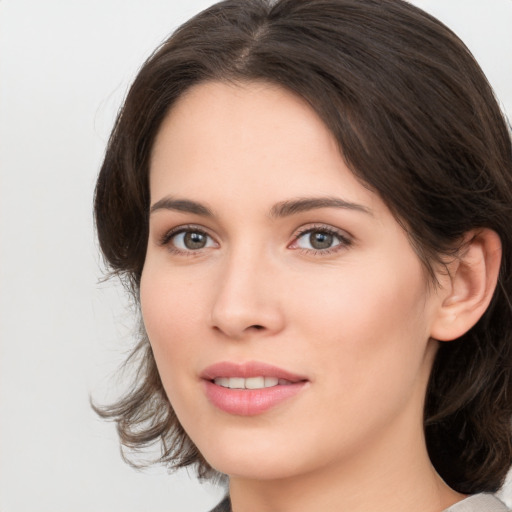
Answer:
[{"left": 141, "top": 81, "right": 469, "bottom": 512}]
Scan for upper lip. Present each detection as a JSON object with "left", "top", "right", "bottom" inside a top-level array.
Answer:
[{"left": 200, "top": 361, "right": 308, "bottom": 382}]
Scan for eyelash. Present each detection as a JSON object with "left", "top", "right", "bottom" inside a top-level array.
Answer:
[
  {"left": 158, "top": 224, "right": 353, "bottom": 256},
  {"left": 159, "top": 224, "right": 215, "bottom": 256},
  {"left": 290, "top": 225, "right": 353, "bottom": 256}
]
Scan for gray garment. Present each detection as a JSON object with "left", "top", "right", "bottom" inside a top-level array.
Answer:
[
  {"left": 210, "top": 493, "right": 509, "bottom": 512},
  {"left": 443, "top": 494, "right": 509, "bottom": 512},
  {"left": 209, "top": 496, "right": 230, "bottom": 512}
]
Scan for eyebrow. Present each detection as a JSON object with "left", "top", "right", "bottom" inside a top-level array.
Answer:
[
  {"left": 150, "top": 197, "right": 214, "bottom": 217},
  {"left": 149, "top": 195, "right": 372, "bottom": 218},
  {"left": 269, "top": 197, "right": 372, "bottom": 218}
]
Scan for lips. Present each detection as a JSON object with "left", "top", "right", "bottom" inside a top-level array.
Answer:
[{"left": 200, "top": 361, "right": 308, "bottom": 416}]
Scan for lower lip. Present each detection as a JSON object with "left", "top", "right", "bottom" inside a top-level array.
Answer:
[{"left": 203, "top": 380, "right": 307, "bottom": 416}]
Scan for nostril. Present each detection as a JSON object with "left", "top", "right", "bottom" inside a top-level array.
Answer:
[{"left": 250, "top": 325, "right": 264, "bottom": 330}]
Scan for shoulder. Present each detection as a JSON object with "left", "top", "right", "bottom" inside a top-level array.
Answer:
[
  {"left": 443, "top": 494, "right": 509, "bottom": 512},
  {"left": 207, "top": 494, "right": 508, "bottom": 512}
]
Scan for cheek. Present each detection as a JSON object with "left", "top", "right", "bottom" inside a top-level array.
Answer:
[
  {"left": 139, "top": 264, "right": 208, "bottom": 384},
  {"left": 280, "top": 260, "right": 433, "bottom": 456},
  {"left": 141, "top": 257, "right": 210, "bottom": 329},
  {"left": 287, "top": 254, "right": 432, "bottom": 388},
  {"left": 140, "top": 266, "right": 214, "bottom": 434}
]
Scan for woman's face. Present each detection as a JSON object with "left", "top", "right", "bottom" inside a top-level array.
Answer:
[{"left": 141, "top": 81, "right": 444, "bottom": 481}]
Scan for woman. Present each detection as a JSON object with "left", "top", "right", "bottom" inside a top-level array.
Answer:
[{"left": 94, "top": 0, "right": 512, "bottom": 510}]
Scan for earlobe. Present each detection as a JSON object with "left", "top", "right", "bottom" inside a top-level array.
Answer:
[{"left": 430, "top": 229, "right": 502, "bottom": 342}]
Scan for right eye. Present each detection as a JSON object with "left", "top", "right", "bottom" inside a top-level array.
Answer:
[{"left": 162, "top": 228, "right": 217, "bottom": 252}]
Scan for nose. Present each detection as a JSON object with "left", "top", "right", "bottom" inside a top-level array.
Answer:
[{"left": 210, "top": 248, "right": 285, "bottom": 340}]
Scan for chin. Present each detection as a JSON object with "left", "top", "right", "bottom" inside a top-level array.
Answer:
[
  {"left": 207, "top": 455, "right": 306, "bottom": 482},
  {"left": 192, "top": 427, "right": 321, "bottom": 482}
]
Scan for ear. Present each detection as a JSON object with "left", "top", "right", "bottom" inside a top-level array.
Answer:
[{"left": 430, "top": 229, "right": 502, "bottom": 342}]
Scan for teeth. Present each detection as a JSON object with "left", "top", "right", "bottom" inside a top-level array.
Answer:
[
  {"left": 246, "top": 377, "right": 265, "bottom": 389},
  {"left": 228, "top": 377, "right": 245, "bottom": 389},
  {"left": 214, "top": 377, "right": 230, "bottom": 388},
  {"left": 265, "top": 377, "right": 279, "bottom": 387},
  {"left": 213, "top": 376, "right": 283, "bottom": 389}
]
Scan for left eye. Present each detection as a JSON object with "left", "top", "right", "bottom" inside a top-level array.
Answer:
[
  {"left": 171, "top": 230, "right": 216, "bottom": 250},
  {"left": 295, "top": 229, "right": 345, "bottom": 251}
]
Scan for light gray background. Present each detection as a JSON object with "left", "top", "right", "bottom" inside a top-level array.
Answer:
[{"left": 1, "top": 1, "right": 511, "bottom": 511}]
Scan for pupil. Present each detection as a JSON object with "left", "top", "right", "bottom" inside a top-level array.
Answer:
[
  {"left": 310, "top": 231, "right": 333, "bottom": 250},
  {"left": 184, "top": 232, "right": 206, "bottom": 249}
]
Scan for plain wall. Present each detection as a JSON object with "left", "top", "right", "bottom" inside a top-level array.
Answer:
[{"left": 0, "top": 1, "right": 511, "bottom": 511}]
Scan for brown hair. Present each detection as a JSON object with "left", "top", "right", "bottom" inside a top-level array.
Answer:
[{"left": 94, "top": 0, "right": 512, "bottom": 493}]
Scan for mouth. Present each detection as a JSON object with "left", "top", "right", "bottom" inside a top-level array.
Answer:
[
  {"left": 212, "top": 376, "right": 295, "bottom": 389},
  {"left": 200, "top": 361, "right": 308, "bottom": 416}
]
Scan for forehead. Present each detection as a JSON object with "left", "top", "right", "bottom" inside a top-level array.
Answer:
[
  {"left": 151, "top": 80, "right": 336, "bottom": 171},
  {"left": 149, "top": 80, "right": 378, "bottom": 212}
]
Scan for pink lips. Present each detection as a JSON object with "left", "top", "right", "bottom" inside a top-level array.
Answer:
[{"left": 200, "top": 361, "right": 308, "bottom": 416}]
